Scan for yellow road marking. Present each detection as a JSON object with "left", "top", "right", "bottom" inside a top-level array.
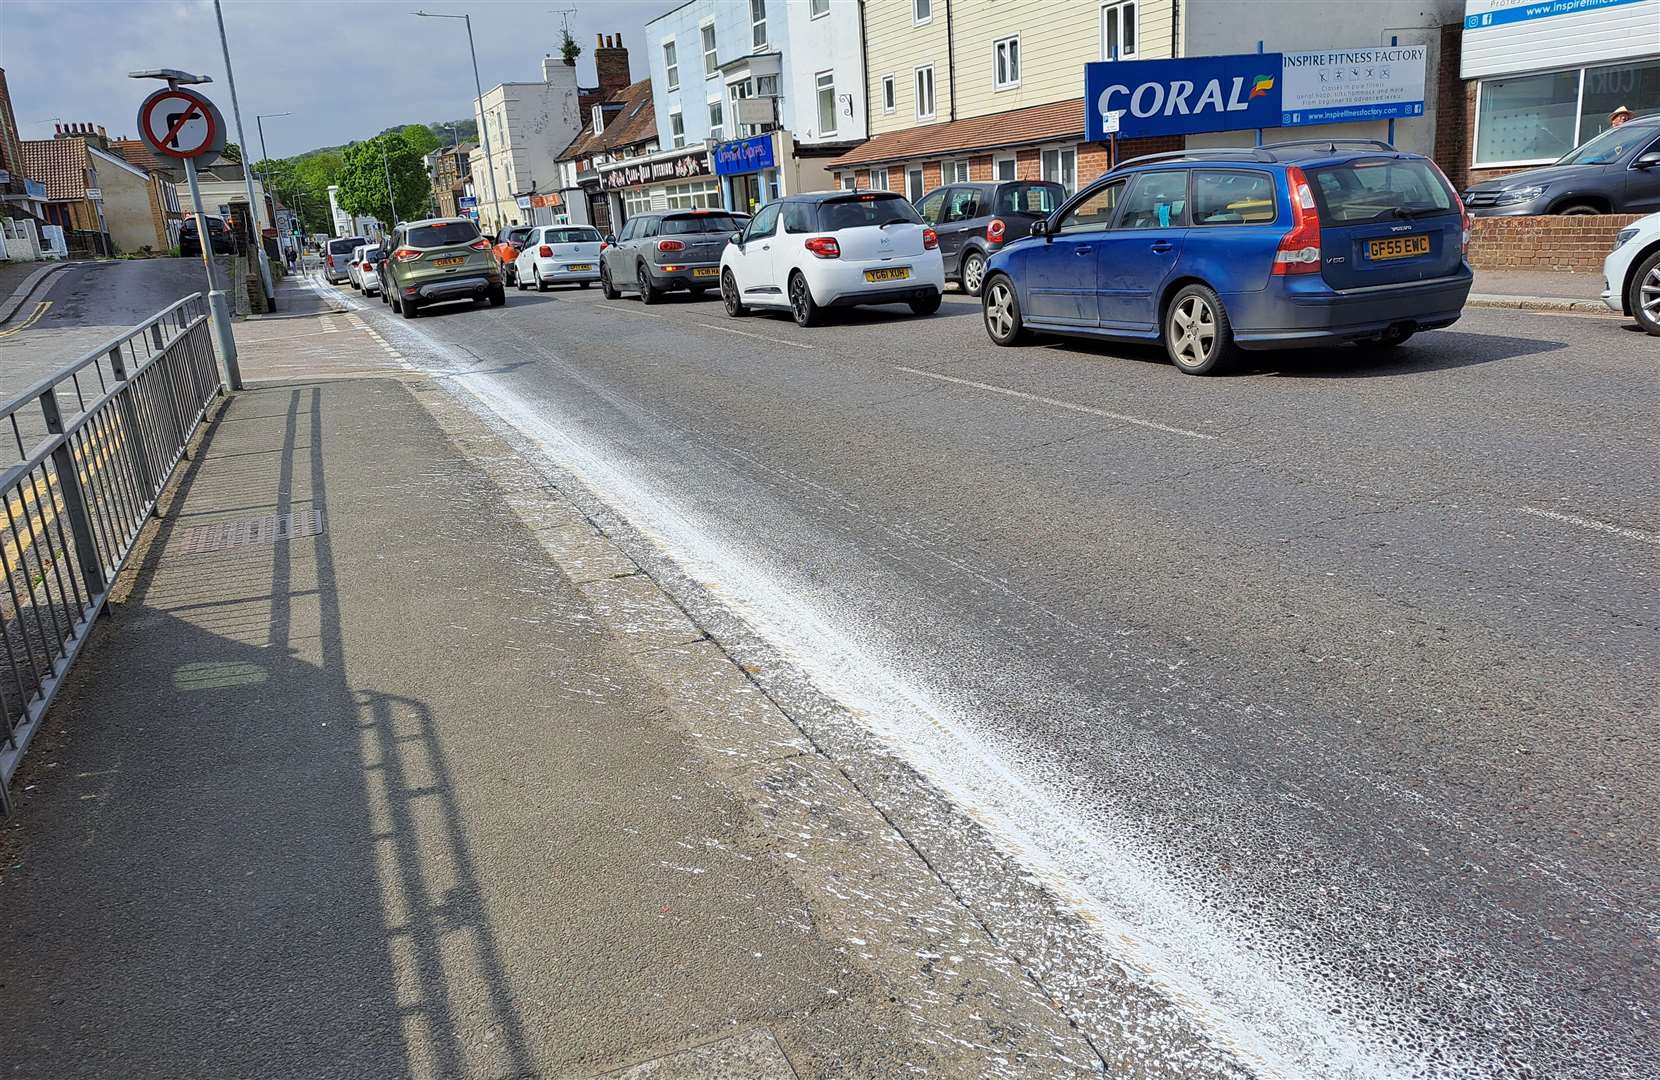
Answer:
[{"left": 0, "top": 301, "right": 51, "bottom": 339}]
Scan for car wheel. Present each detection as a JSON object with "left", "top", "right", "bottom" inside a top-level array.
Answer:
[
  {"left": 600, "top": 264, "right": 620, "bottom": 300},
  {"left": 1164, "top": 284, "right": 1236, "bottom": 375},
  {"left": 1555, "top": 203, "right": 1604, "bottom": 215},
  {"left": 515, "top": 270, "right": 527, "bottom": 291},
  {"left": 504, "top": 263, "right": 516, "bottom": 284},
  {"left": 722, "top": 269, "right": 747, "bottom": 317},
  {"left": 788, "top": 271, "right": 821, "bottom": 327},
  {"left": 982, "top": 275, "right": 1026, "bottom": 346},
  {"left": 390, "top": 292, "right": 402, "bottom": 313},
  {"left": 402, "top": 298, "right": 419, "bottom": 319},
  {"left": 536, "top": 268, "right": 550, "bottom": 292},
  {"left": 1630, "top": 248, "right": 1660, "bottom": 336},
  {"left": 909, "top": 290, "right": 943, "bottom": 316},
  {"left": 961, "top": 251, "right": 987, "bottom": 297},
  {"left": 489, "top": 285, "right": 506, "bottom": 308},
  {"left": 637, "top": 264, "right": 658, "bottom": 305}
]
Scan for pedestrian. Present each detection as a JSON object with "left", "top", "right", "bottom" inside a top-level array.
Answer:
[{"left": 1609, "top": 105, "right": 1633, "bottom": 128}]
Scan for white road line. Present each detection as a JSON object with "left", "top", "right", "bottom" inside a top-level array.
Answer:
[
  {"left": 598, "top": 305, "right": 663, "bottom": 319},
  {"left": 692, "top": 321, "right": 815, "bottom": 349},
  {"left": 894, "top": 366, "right": 1219, "bottom": 441},
  {"left": 1517, "top": 506, "right": 1660, "bottom": 546}
]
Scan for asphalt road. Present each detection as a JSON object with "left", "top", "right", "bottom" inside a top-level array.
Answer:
[{"left": 336, "top": 275, "right": 1653, "bottom": 1077}]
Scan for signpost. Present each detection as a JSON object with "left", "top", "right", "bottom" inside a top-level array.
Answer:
[{"left": 132, "top": 73, "right": 241, "bottom": 390}]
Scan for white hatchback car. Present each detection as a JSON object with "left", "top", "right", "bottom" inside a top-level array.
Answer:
[
  {"left": 719, "top": 191, "right": 945, "bottom": 326},
  {"left": 514, "top": 225, "right": 603, "bottom": 291},
  {"left": 347, "top": 244, "right": 368, "bottom": 290},
  {"left": 1602, "top": 210, "right": 1660, "bottom": 336}
]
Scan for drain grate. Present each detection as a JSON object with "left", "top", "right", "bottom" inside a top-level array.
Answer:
[{"left": 188, "top": 510, "right": 324, "bottom": 553}]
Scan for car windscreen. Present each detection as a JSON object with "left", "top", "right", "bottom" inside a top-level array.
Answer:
[
  {"left": 543, "top": 228, "right": 600, "bottom": 244},
  {"left": 1304, "top": 159, "right": 1455, "bottom": 224},
  {"left": 328, "top": 237, "right": 364, "bottom": 254},
  {"left": 996, "top": 183, "right": 1065, "bottom": 216},
  {"left": 659, "top": 214, "right": 744, "bottom": 234},
  {"left": 817, "top": 194, "right": 923, "bottom": 231},
  {"left": 362, "top": 247, "right": 384, "bottom": 261},
  {"left": 407, "top": 221, "right": 480, "bottom": 248},
  {"left": 1555, "top": 122, "right": 1655, "bottom": 165}
]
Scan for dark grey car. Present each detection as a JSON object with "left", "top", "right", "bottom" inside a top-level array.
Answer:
[
  {"left": 1463, "top": 115, "right": 1660, "bottom": 216},
  {"left": 915, "top": 180, "right": 1067, "bottom": 296},
  {"left": 600, "top": 210, "right": 748, "bottom": 303}
]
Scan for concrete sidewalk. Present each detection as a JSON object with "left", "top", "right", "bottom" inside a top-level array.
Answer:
[
  {"left": 0, "top": 278, "right": 1098, "bottom": 1078},
  {"left": 1468, "top": 267, "right": 1612, "bottom": 313}
]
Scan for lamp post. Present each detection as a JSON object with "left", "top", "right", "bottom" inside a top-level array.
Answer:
[
  {"left": 413, "top": 11, "right": 502, "bottom": 234},
  {"left": 212, "top": 0, "right": 276, "bottom": 311},
  {"left": 255, "top": 111, "right": 292, "bottom": 260},
  {"left": 380, "top": 138, "right": 399, "bottom": 237}
]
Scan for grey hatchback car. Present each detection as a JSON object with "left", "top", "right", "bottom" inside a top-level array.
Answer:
[
  {"left": 916, "top": 180, "right": 1066, "bottom": 296},
  {"left": 600, "top": 209, "right": 749, "bottom": 303},
  {"left": 1463, "top": 114, "right": 1660, "bottom": 216}
]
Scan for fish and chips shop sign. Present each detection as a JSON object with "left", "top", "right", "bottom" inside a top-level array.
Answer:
[
  {"left": 1086, "top": 48, "right": 1426, "bottom": 140},
  {"left": 713, "top": 134, "right": 777, "bottom": 176},
  {"left": 602, "top": 149, "right": 711, "bottom": 190}
]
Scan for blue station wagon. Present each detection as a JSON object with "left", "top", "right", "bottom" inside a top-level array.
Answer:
[{"left": 980, "top": 140, "right": 1474, "bottom": 374}]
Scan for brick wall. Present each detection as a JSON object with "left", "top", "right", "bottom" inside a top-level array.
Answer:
[
  {"left": 1015, "top": 148, "right": 1041, "bottom": 180},
  {"left": 969, "top": 154, "right": 993, "bottom": 181},
  {"left": 1466, "top": 213, "right": 1640, "bottom": 272},
  {"left": 1434, "top": 23, "right": 1469, "bottom": 192},
  {"left": 922, "top": 161, "right": 942, "bottom": 191}
]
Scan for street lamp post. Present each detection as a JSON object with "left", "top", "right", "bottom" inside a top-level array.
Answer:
[
  {"left": 413, "top": 11, "right": 502, "bottom": 234},
  {"left": 255, "top": 111, "right": 292, "bottom": 260},
  {"left": 212, "top": 0, "right": 276, "bottom": 311},
  {"left": 380, "top": 138, "right": 399, "bottom": 235}
]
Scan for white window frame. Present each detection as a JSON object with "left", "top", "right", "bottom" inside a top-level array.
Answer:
[
  {"left": 708, "top": 97, "right": 725, "bottom": 142},
  {"left": 810, "top": 0, "right": 831, "bottom": 18},
  {"left": 914, "top": 64, "right": 936, "bottom": 122},
  {"left": 1041, "top": 145, "right": 1077, "bottom": 192},
  {"left": 751, "top": 0, "right": 768, "bottom": 50},
  {"left": 994, "top": 35, "right": 1021, "bottom": 92},
  {"left": 906, "top": 166, "right": 925, "bottom": 202},
  {"left": 945, "top": 159, "right": 969, "bottom": 183},
  {"left": 882, "top": 74, "right": 896, "bottom": 115},
  {"left": 1464, "top": 61, "right": 1652, "bottom": 170},
  {"left": 591, "top": 104, "right": 605, "bottom": 136},
  {"left": 701, "top": 20, "right": 719, "bottom": 80},
  {"left": 913, "top": 0, "right": 932, "bottom": 26},
  {"left": 993, "top": 153, "right": 1017, "bottom": 181},
  {"left": 815, "top": 70, "right": 838, "bottom": 136},
  {"left": 872, "top": 166, "right": 889, "bottom": 190},
  {"left": 841, "top": 174, "right": 857, "bottom": 191},
  {"left": 670, "top": 109, "right": 686, "bottom": 149},
  {"left": 663, "top": 39, "right": 680, "bottom": 91},
  {"left": 1100, "top": 1, "right": 1137, "bottom": 61}
]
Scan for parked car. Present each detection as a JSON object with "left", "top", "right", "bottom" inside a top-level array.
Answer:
[
  {"left": 915, "top": 180, "right": 1066, "bottom": 296},
  {"left": 356, "top": 244, "right": 386, "bottom": 297},
  {"left": 491, "top": 226, "right": 536, "bottom": 285},
  {"left": 379, "top": 217, "right": 504, "bottom": 318},
  {"left": 979, "top": 140, "right": 1473, "bottom": 374},
  {"left": 179, "top": 216, "right": 236, "bottom": 257},
  {"left": 347, "top": 244, "right": 368, "bottom": 290},
  {"left": 720, "top": 192, "right": 944, "bottom": 326},
  {"left": 1603, "top": 210, "right": 1660, "bottom": 335},
  {"left": 1463, "top": 114, "right": 1660, "bottom": 216},
  {"left": 513, "top": 225, "right": 603, "bottom": 291},
  {"left": 601, "top": 210, "right": 749, "bottom": 303},
  {"left": 323, "top": 235, "right": 367, "bottom": 284}
]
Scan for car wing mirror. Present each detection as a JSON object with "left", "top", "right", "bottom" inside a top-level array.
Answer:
[
  {"left": 604, "top": 233, "right": 617, "bottom": 245},
  {"left": 1635, "top": 150, "right": 1660, "bottom": 168},
  {"left": 1030, "top": 219, "right": 1049, "bottom": 238},
  {"left": 729, "top": 230, "right": 744, "bottom": 247}
]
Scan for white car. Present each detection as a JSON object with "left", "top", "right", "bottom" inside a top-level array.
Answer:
[
  {"left": 347, "top": 244, "right": 368, "bottom": 290},
  {"left": 354, "top": 244, "right": 384, "bottom": 296},
  {"left": 1603, "top": 211, "right": 1660, "bottom": 336},
  {"left": 514, "top": 225, "right": 603, "bottom": 292},
  {"left": 719, "top": 191, "right": 945, "bottom": 326}
]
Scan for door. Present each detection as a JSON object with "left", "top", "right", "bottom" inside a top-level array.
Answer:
[
  {"left": 1096, "top": 170, "right": 1188, "bottom": 331},
  {"left": 1023, "top": 179, "right": 1124, "bottom": 325},
  {"left": 603, "top": 218, "right": 631, "bottom": 279},
  {"left": 936, "top": 186, "right": 985, "bottom": 274},
  {"left": 735, "top": 202, "right": 782, "bottom": 295},
  {"left": 1625, "top": 134, "right": 1660, "bottom": 214}
]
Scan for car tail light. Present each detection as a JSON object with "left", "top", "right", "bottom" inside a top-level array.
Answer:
[
  {"left": 362, "top": 262, "right": 372, "bottom": 271},
  {"left": 469, "top": 237, "right": 491, "bottom": 251},
  {"left": 1426, "top": 159, "right": 1472, "bottom": 255},
  {"left": 539, "top": 244, "right": 552, "bottom": 257},
  {"left": 923, "top": 227, "right": 939, "bottom": 251},
  {"left": 986, "top": 218, "right": 1005, "bottom": 244},
  {"left": 327, "top": 254, "right": 336, "bottom": 266},
  {"left": 804, "top": 236, "right": 841, "bottom": 259},
  {"left": 657, "top": 238, "right": 686, "bottom": 252},
  {"left": 393, "top": 248, "right": 423, "bottom": 262},
  {"left": 599, "top": 242, "right": 609, "bottom": 252},
  {"left": 1272, "top": 166, "right": 1322, "bottom": 275}
]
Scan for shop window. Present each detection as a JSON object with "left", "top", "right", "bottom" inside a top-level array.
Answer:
[
  {"left": 817, "top": 71, "right": 838, "bottom": 136},
  {"left": 915, "top": 65, "right": 936, "bottom": 121},
  {"left": 1475, "top": 70, "right": 1579, "bottom": 165},
  {"left": 664, "top": 40, "right": 679, "bottom": 91},
  {"left": 1101, "top": 1, "right": 1136, "bottom": 60},
  {"left": 1580, "top": 58, "right": 1660, "bottom": 143},
  {"left": 751, "top": 0, "right": 767, "bottom": 49},
  {"left": 1041, "top": 147, "right": 1077, "bottom": 193},
  {"left": 882, "top": 75, "right": 896, "bottom": 115},
  {"left": 995, "top": 36, "right": 1021, "bottom": 91},
  {"left": 666, "top": 178, "right": 722, "bottom": 209}
]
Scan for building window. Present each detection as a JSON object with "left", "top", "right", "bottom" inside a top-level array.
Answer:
[
  {"left": 906, "top": 167, "right": 925, "bottom": 201},
  {"left": 816, "top": 71, "right": 838, "bottom": 136},
  {"left": 945, "top": 159, "right": 969, "bottom": 183},
  {"left": 915, "top": 65, "right": 936, "bottom": 121},
  {"left": 670, "top": 109, "right": 685, "bottom": 148},
  {"left": 1042, "top": 146, "right": 1077, "bottom": 193},
  {"left": 624, "top": 188, "right": 654, "bottom": 218},
  {"left": 708, "top": 99, "right": 725, "bottom": 142},
  {"left": 994, "top": 154, "right": 1016, "bottom": 181},
  {"left": 664, "top": 40, "right": 679, "bottom": 90},
  {"left": 751, "top": 0, "right": 767, "bottom": 49},
  {"left": 702, "top": 23, "right": 719, "bottom": 79},
  {"left": 1101, "top": 1, "right": 1136, "bottom": 60},
  {"left": 913, "top": 0, "right": 931, "bottom": 25},
  {"left": 994, "top": 36, "right": 1021, "bottom": 91},
  {"left": 811, "top": 0, "right": 831, "bottom": 16},
  {"left": 666, "top": 178, "right": 722, "bottom": 209},
  {"left": 592, "top": 104, "right": 605, "bottom": 136},
  {"left": 1473, "top": 58, "right": 1660, "bottom": 167},
  {"left": 842, "top": 174, "right": 857, "bottom": 191},
  {"left": 872, "top": 166, "right": 889, "bottom": 190},
  {"left": 882, "top": 74, "right": 896, "bottom": 114}
]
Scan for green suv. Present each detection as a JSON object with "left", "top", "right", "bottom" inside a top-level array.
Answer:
[{"left": 379, "top": 217, "right": 505, "bottom": 318}]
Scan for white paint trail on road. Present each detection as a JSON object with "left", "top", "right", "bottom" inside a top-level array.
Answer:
[
  {"left": 1517, "top": 506, "right": 1660, "bottom": 546},
  {"left": 693, "top": 322, "right": 815, "bottom": 349},
  {"left": 894, "top": 366, "right": 1219, "bottom": 440}
]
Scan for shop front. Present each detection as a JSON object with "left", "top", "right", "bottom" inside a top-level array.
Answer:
[
  {"left": 1462, "top": 0, "right": 1660, "bottom": 183},
  {"left": 598, "top": 146, "right": 718, "bottom": 228},
  {"left": 712, "top": 130, "right": 846, "bottom": 215}
]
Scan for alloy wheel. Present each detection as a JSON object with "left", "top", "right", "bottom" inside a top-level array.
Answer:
[
  {"left": 985, "top": 282, "right": 1015, "bottom": 340},
  {"left": 790, "top": 276, "right": 808, "bottom": 320},
  {"left": 1170, "top": 296, "right": 1216, "bottom": 368},
  {"left": 964, "top": 255, "right": 984, "bottom": 295},
  {"left": 1642, "top": 266, "right": 1660, "bottom": 321},
  {"left": 722, "top": 271, "right": 741, "bottom": 315}
]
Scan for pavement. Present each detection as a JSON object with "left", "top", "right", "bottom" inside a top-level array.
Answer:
[
  {"left": 0, "top": 272, "right": 1110, "bottom": 1079},
  {"left": 1468, "top": 267, "right": 1611, "bottom": 311}
]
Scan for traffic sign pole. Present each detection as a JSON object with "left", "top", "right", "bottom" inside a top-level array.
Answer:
[{"left": 183, "top": 147, "right": 243, "bottom": 391}]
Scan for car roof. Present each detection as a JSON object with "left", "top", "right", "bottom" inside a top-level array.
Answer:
[
  {"left": 778, "top": 190, "right": 909, "bottom": 203},
  {"left": 402, "top": 217, "right": 470, "bottom": 228}
]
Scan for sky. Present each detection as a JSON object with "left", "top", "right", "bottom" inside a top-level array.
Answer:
[{"left": 0, "top": 0, "right": 682, "bottom": 160}]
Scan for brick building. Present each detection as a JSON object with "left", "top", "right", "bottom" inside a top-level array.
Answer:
[
  {"left": 0, "top": 67, "right": 48, "bottom": 225},
  {"left": 427, "top": 143, "right": 474, "bottom": 218}
]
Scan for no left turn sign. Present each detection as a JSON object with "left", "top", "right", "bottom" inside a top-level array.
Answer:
[{"left": 136, "top": 86, "right": 227, "bottom": 160}]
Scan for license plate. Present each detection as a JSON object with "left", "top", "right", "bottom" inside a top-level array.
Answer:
[
  {"left": 566, "top": 263, "right": 594, "bottom": 271},
  {"left": 432, "top": 255, "right": 466, "bottom": 267},
  {"left": 692, "top": 267, "right": 719, "bottom": 278},
  {"left": 1366, "top": 235, "right": 1430, "bottom": 261},
  {"left": 864, "top": 266, "right": 911, "bottom": 282}
]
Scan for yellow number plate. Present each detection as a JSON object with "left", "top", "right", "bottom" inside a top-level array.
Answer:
[
  {"left": 432, "top": 255, "right": 466, "bottom": 267},
  {"left": 566, "top": 263, "right": 594, "bottom": 271},
  {"left": 1367, "top": 235, "right": 1430, "bottom": 261},
  {"left": 692, "top": 267, "right": 720, "bottom": 278},
  {"left": 864, "top": 267, "right": 911, "bottom": 282}
]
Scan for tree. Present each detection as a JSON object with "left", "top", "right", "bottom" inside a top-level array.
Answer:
[
  {"left": 560, "top": 28, "right": 581, "bottom": 64},
  {"left": 220, "top": 141, "right": 242, "bottom": 163},
  {"left": 336, "top": 132, "right": 429, "bottom": 227},
  {"left": 400, "top": 124, "right": 441, "bottom": 157}
]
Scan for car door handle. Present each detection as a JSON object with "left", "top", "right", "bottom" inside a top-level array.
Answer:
[
  {"left": 761, "top": 244, "right": 771, "bottom": 251},
  {"left": 1074, "top": 246, "right": 1093, "bottom": 255},
  {"left": 1149, "top": 241, "right": 1174, "bottom": 253}
]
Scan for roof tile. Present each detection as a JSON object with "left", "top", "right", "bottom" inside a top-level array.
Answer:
[
  {"left": 20, "top": 138, "right": 89, "bottom": 201},
  {"left": 831, "top": 98, "right": 1088, "bottom": 169}
]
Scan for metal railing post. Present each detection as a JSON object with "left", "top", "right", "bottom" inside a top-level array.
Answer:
[
  {"left": 38, "top": 389, "right": 107, "bottom": 600},
  {"left": 107, "top": 346, "right": 159, "bottom": 516}
]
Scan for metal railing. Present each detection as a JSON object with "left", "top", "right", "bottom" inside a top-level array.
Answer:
[{"left": 0, "top": 293, "right": 221, "bottom": 810}]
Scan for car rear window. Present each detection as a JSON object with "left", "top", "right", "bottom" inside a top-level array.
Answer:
[
  {"left": 996, "top": 183, "right": 1065, "bottom": 216},
  {"left": 328, "top": 237, "right": 364, "bottom": 255},
  {"left": 407, "top": 221, "right": 481, "bottom": 247},
  {"left": 817, "top": 194, "right": 923, "bottom": 231},
  {"left": 660, "top": 213, "right": 744, "bottom": 234},
  {"left": 544, "top": 228, "right": 600, "bottom": 244},
  {"left": 1305, "top": 159, "right": 1455, "bottom": 224},
  {"left": 362, "top": 246, "right": 384, "bottom": 261}
]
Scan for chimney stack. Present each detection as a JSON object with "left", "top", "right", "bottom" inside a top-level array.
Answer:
[{"left": 594, "top": 32, "right": 630, "bottom": 100}]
